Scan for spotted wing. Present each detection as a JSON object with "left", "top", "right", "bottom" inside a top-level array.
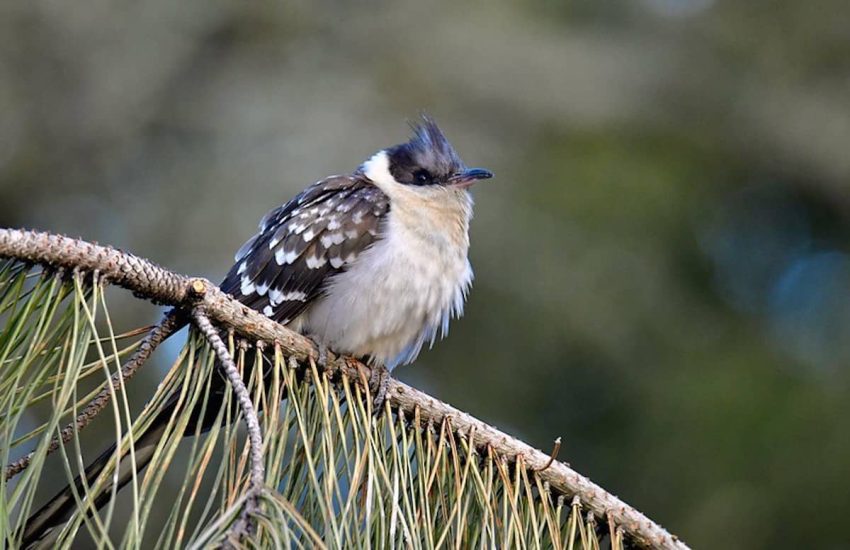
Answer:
[{"left": 220, "top": 175, "right": 389, "bottom": 324}]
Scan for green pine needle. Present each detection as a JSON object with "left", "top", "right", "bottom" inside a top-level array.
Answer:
[{"left": 0, "top": 261, "right": 617, "bottom": 549}]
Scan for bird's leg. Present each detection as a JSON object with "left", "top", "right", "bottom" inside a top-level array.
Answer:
[
  {"left": 316, "top": 343, "right": 329, "bottom": 371},
  {"left": 368, "top": 363, "right": 391, "bottom": 413},
  {"left": 305, "top": 333, "right": 330, "bottom": 372}
]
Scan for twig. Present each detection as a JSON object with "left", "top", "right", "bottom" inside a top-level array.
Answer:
[
  {"left": 191, "top": 306, "right": 265, "bottom": 537},
  {"left": 0, "top": 227, "right": 688, "bottom": 550},
  {"left": 4, "top": 309, "right": 185, "bottom": 481},
  {"left": 535, "top": 437, "right": 562, "bottom": 473}
]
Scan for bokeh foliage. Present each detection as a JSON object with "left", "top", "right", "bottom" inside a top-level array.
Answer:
[{"left": 1, "top": 1, "right": 849, "bottom": 547}]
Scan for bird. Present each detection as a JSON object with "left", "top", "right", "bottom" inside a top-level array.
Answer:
[
  {"left": 21, "top": 115, "right": 492, "bottom": 547},
  {"left": 220, "top": 115, "right": 491, "bottom": 371}
]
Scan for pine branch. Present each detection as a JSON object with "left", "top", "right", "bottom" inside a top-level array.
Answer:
[
  {"left": 191, "top": 306, "right": 264, "bottom": 540},
  {"left": 0, "top": 227, "right": 689, "bottom": 550}
]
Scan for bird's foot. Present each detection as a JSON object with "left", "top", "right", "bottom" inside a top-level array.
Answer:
[
  {"left": 368, "top": 364, "right": 391, "bottom": 413},
  {"left": 316, "top": 343, "right": 329, "bottom": 370}
]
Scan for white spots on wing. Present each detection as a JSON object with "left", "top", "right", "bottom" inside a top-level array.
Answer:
[
  {"left": 328, "top": 216, "right": 341, "bottom": 231},
  {"left": 275, "top": 248, "right": 298, "bottom": 265},
  {"left": 255, "top": 281, "right": 269, "bottom": 296},
  {"left": 329, "top": 251, "right": 358, "bottom": 269},
  {"left": 263, "top": 305, "right": 274, "bottom": 317},
  {"left": 283, "top": 291, "right": 307, "bottom": 302},
  {"left": 269, "top": 289, "right": 307, "bottom": 306},
  {"left": 345, "top": 229, "right": 359, "bottom": 239},
  {"left": 237, "top": 261, "right": 247, "bottom": 275},
  {"left": 320, "top": 232, "right": 345, "bottom": 247},
  {"left": 240, "top": 276, "right": 256, "bottom": 296},
  {"left": 352, "top": 209, "right": 365, "bottom": 224},
  {"left": 268, "top": 288, "right": 282, "bottom": 305},
  {"left": 302, "top": 228, "right": 315, "bottom": 241},
  {"left": 306, "top": 254, "right": 327, "bottom": 269}
]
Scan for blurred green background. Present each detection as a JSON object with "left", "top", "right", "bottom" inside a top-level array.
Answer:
[{"left": 2, "top": 1, "right": 850, "bottom": 547}]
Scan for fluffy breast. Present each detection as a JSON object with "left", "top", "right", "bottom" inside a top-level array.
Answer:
[{"left": 300, "top": 190, "right": 474, "bottom": 369}]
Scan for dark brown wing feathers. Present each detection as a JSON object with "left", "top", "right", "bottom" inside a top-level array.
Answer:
[{"left": 220, "top": 175, "right": 389, "bottom": 325}]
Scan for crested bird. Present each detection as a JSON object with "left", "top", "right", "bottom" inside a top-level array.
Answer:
[{"left": 22, "top": 116, "right": 492, "bottom": 547}]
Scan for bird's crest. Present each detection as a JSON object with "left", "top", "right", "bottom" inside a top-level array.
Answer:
[{"left": 403, "top": 115, "right": 465, "bottom": 176}]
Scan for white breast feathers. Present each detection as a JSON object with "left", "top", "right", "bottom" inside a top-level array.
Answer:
[{"left": 297, "top": 151, "right": 474, "bottom": 369}]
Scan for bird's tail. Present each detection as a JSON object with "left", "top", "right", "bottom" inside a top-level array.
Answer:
[
  {"left": 20, "top": 393, "right": 177, "bottom": 549},
  {"left": 20, "top": 310, "right": 191, "bottom": 548},
  {"left": 21, "top": 328, "right": 266, "bottom": 547}
]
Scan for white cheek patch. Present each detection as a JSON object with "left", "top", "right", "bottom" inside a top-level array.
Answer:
[{"left": 362, "top": 150, "right": 403, "bottom": 193}]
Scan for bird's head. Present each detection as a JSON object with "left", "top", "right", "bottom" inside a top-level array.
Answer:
[{"left": 360, "top": 116, "right": 493, "bottom": 194}]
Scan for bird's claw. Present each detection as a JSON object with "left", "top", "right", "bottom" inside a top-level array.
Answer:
[
  {"left": 316, "top": 344, "right": 329, "bottom": 370},
  {"left": 368, "top": 364, "right": 391, "bottom": 413}
]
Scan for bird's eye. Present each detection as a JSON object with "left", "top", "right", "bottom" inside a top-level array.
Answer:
[{"left": 412, "top": 170, "right": 432, "bottom": 186}]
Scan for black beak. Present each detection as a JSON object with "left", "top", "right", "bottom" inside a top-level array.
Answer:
[{"left": 448, "top": 168, "right": 494, "bottom": 188}]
